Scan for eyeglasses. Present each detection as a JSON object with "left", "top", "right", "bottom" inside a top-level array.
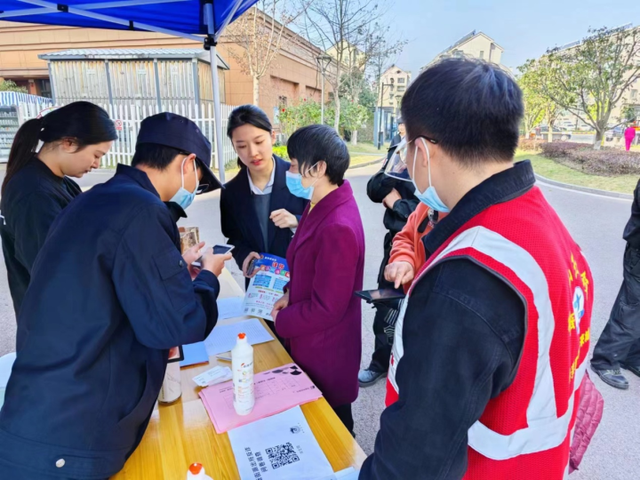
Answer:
[{"left": 383, "top": 136, "right": 438, "bottom": 182}]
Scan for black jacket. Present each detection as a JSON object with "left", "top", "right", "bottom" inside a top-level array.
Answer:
[
  {"left": 0, "top": 157, "right": 82, "bottom": 315},
  {"left": 0, "top": 165, "right": 219, "bottom": 479},
  {"left": 367, "top": 143, "right": 418, "bottom": 236},
  {"left": 360, "top": 162, "right": 537, "bottom": 480},
  {"left": 623, "top": 178, "right": 640, "bottom": 249},
  {"left": 220, "top": 155, "right": 307, "bottom": 269}
]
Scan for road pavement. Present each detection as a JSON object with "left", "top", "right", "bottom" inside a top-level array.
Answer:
[{"left": 0, "top": 163, "right": 638, "bottom": 478}]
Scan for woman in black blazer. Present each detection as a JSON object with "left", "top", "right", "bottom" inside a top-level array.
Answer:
[{"left": 220, "top": 105, "right": 307, "bottom": 287}]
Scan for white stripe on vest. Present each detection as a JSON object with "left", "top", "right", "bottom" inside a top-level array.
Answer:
[{"left": 390, "top": 226, "right": 587, "bottom": 461}]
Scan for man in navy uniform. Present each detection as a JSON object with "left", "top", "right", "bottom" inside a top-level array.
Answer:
[{"left": 0, "top": 113, "right": 230, "bottom": 479}]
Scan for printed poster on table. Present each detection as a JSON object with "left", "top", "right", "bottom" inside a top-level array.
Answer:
[
  {"left": 228, "top": 406, "right": 335, "bottom": 480},
  {"left": 243, "top": 253, "right": 290, "bottom": 321}
]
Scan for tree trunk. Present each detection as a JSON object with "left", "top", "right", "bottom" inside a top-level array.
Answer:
[
  {"left": 252, "top": 76, "right": 260, "bottom": 106},
  {"left": 593, "top": 130, "right": 603, "bottom": 150},
  {"left": 334, "top": 95, "right": 341, "bottom": 133},
  {"left": 351, "top": 130, "right": 358, "bottom": 145}
]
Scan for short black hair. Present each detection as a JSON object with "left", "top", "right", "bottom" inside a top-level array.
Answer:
[
  {"left": 227, "top": 104, "right": 272, "bottom": 139},
  {"left": 401, "top": 58, "right": 523, "bottom": 165},
  {"left": 287, "top": 125, "right": 350, "bottom": 185},
  {"left": 131, "top": 143, "right": 187, "bottom": 170}
]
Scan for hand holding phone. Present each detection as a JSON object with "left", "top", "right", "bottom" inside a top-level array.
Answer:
[
  {"left": 200, "top": 249, "right": 233, "bottom": 277},
  {"left": 242, "top": 252, "right": 262, "bottom": 278},
  {"left": 192, "top": 244, "right": 234, "bottom": 268}
]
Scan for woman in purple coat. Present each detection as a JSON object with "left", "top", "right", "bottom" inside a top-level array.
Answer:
[{"left": 272, "top": 125, "right": 365, "bottom": 434}]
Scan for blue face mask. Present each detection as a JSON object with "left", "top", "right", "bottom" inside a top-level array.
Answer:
[
  {"left": 412, "top": 138, "right": 450, "bottom": 213},
  {"left": 170, "top": 157, "right": 199, "bottom": 211},
  {"left": 285, "top": 164, "right": 319, "bottom": 200}
]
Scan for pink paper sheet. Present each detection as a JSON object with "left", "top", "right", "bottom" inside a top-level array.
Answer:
[{"left": 199, "top": 363, "right": 323, "bottom": 433}]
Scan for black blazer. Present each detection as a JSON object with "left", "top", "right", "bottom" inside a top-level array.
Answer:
[{"left": 220, "top": 155, "right": 308, "bottom": 270}]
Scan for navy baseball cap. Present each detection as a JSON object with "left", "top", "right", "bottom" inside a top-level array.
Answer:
[{"left": 136, "top": 112, "right": 222, "bottom": 193}]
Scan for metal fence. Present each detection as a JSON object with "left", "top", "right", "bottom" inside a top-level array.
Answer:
[{"left": 17, "top": 101, "right": 238, "bottom": 169}]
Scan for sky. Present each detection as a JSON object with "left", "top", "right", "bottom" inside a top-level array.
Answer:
[{"left": 388, "top": 0, "right": 640, "bottom": 75}]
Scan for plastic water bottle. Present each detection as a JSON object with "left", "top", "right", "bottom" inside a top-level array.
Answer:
[
  {"left": 232, "top": 333, "right": 255, "bottom": 415},
  {"left": 186, "top": 463, "right": 213, "bottom": 480}
]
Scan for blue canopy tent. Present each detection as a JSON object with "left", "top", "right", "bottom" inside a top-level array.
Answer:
[{"left": 0, "top": 0, "right": 259, "bottom": 182}]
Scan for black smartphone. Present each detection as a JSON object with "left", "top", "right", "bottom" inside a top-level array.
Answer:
[
  {"left": 192, "top": 245, "right": 234, "bottom": 268},
  {"left": 355, "top": 288, "right": 405, "bottom": 304},
  {"left": 247, "top": 256, "right": 259, "bottom": 275}
]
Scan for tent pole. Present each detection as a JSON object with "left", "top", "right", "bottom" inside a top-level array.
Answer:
[{"left": 209, "top": 43, "right": 225, "bottom": 184}]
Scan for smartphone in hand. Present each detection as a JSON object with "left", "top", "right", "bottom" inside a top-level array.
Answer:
[{"left": 192, "top": 244, "right": 234, "bottom": 268}]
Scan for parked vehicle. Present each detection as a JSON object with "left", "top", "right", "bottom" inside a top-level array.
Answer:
[
  {"left": 605, "top": 126, "right": 624, "bottom": 142},
  {"left": 532, "top": 126, "right": 573, "bottom": 142}
]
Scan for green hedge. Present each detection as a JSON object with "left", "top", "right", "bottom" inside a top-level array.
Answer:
[{"left": 273, "top": 145, "right": 289, "bottom": 160}]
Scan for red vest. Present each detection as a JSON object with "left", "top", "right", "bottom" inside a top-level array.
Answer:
[{"left": 386, "top": 186, "right": 593, "bottom": 480}]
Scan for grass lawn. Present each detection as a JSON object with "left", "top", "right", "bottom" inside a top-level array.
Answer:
[
  {"left": 347, "top": 141, "right": 386, "bottom": 155},
  {"left": 350, "top": 154, "right": 383, "bottom": 167},
  {"left": 516, "top": 151, "right": 638, "bottom": 194}
]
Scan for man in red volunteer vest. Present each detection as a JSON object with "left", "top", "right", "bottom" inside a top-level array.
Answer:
[{"left": 360, "top": 58, "right": 593, "bottom": 479}]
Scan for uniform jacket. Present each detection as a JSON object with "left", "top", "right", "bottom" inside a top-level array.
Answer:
[{"left": 0, "top": 165, "right": 219, "bottom": 479}]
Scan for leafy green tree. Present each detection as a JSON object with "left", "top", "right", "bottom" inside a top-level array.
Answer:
[
  {"left": 518, "top": 58, "right": 565, "bottom": 142},
  {"left": 340, "top": 101, "right": 370, "bottom": 144},
  {"left": 543, "top": 26, "right": 640, "bottom": 149},
  {"left": 0, "top": 80, "right": 27, "bottom": 93}
]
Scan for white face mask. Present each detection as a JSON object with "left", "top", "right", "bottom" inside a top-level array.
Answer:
[
  {"left": 169, "top": 157, "right": 199, "bottom": 210},
  {"left": 412, "top": 138, "right": 450, "bottom": 213}
]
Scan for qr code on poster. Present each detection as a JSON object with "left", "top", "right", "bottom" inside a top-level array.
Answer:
[{"left": 265, "top": 442, "right": 300, "bottom": 469}]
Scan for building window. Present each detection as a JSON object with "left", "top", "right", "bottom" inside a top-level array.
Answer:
[
  {"left": 398, "top": 78, "right": 405, "bottom": 84},
  {"left": 479, "top": 51, "right": 485, "bottom": 59},
  {"left": 632, "top": 89, "right": 638, "bottom": 101},
  {"left": 37, "top": 79, "right": 52, "bottom": 98},
  {"left": 397, "top": 86, "right": 405, "bottom": 93}
]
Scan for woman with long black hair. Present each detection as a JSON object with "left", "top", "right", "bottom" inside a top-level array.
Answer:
[
  {"left": 220, "top": 105, "right": 307, "bottom": 284},
  {"left": 0, "top": 101, "right": 117, "bottom": 316}
]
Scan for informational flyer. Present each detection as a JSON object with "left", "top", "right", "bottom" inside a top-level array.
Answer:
[
  {"left": 228, "top": 406, "right": 335, "bottom": 480},
  {"left": 243, "top": 253, "right": 290, "bottom": 321}
]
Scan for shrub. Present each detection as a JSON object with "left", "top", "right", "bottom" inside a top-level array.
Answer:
[
  {"left": 272, "top": 145, "right": 289, "bottom": 160},
  {"left": 540, "top": 142, "right": 591, "bottom": 159},
  {"left": 569, "top": 149, "right": 640, "bottom": 176},
  {"left": 539, "top": 142, "right": 640, "bottom": 176},
  {"left": 518, "top": 138, "right": 543, "bottom": 152}
]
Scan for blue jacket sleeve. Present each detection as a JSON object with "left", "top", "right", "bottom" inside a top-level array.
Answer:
[
  {"left": 112, "top": 204, "right": 219, "bottom": 350},
  {"left": 360, "top": 260, "right": 525, "bottom": 480}
]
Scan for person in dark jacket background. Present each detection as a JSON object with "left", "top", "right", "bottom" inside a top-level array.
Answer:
[
  {"left": 220, "top": 105, "right": 307, "bottom": 287},
  {"left": 591, "top": 178, "right": 640, "bottom": 389},
  {"left": 0, "top": 113, "right": 230, "bottom": 480},
  {"left": 359, "top": 118, "right": 418, "bottom": 387},
  {"left": 0, "top": 101, "right": 117, "bottom": 317}
]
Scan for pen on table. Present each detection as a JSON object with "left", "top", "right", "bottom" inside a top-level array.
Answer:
[{"left": 217, "top": 354, "right": 231, "bottom": 362}]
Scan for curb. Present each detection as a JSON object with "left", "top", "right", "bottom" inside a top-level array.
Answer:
[
  {"left": 534, "top": 173, "right": 633, "bottom": 200},
  {"left": 350, "top": 157, "right": 384, "bottom": 170}
]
